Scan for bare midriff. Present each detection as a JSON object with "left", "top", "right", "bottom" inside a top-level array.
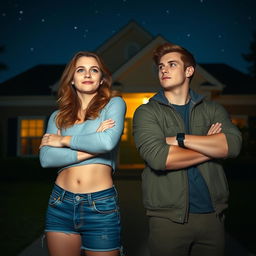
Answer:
[{"left": 55, "top": 164, "right": 113, "bottom": 193}]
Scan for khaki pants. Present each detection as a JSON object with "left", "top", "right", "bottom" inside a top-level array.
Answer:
[{"left": 148, "top": 212, "right": 225, "bottom": 256}]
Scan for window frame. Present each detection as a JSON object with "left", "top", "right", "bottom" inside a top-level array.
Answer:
[{"left": 17, "top": 116, "right": 46, "bottom": 157}]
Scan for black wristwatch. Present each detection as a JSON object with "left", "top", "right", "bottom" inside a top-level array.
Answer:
[{"left": 176, "top": 133, "right": 185, "bottom": 148}]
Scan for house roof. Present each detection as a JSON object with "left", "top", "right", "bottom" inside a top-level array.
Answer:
[
  {"left": 96, "top": 20, "right": 153, "bottom": 55},
  {"left": 0, "top": 64, "right": 65, "bottom": 96},
  {"left": 199, "top": 63, "right": 256, "bottom": 94}
]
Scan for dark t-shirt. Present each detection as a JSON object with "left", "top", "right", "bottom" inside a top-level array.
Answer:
[{"left": 172, "top": 101, "right": 214, "bottom": 213}]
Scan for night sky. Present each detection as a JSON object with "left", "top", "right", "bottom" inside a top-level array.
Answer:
[{"left": 1, "top": 0, "right": 255, "bottom": 83}]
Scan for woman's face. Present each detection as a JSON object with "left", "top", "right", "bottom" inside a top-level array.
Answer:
[{"left": 72, "top": 56, "right": 103, "bottom": 95}]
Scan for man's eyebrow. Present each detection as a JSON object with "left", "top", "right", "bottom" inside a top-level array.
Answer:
[
  {"left": 158, "top": 60, "right": 179, "bottom": 66},
  {"left": 168, "top": 60, "right": 178, "bottom": 63}
]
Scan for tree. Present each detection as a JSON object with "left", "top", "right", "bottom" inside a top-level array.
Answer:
[{"left": 243, "top": 31, "right": 256, "bottom": 78}]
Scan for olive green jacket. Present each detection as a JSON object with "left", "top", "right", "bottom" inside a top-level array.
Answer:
[{"left": 133, "top": 89, "right": 242, "bottom": 223}]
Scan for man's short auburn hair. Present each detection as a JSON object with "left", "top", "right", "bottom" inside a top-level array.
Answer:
[{"left": 153, "top": 43, "right": 196, "bottom": 69}]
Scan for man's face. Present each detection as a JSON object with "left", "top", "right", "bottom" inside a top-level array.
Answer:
[{"left": 158, "top": 52, "right": 191, "bottom": 90}]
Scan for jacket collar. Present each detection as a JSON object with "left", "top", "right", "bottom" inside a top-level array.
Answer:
[{"left": 150, "top": 88, "right": 204, "bottom": 106}]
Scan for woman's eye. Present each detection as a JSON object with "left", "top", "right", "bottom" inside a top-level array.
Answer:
[
  {"left": 170, "top": 63, "right": 176, "bottom": 67},
  {"left": 77, "top": 68, "right": 84, "bottom": 73},
  {"left": 91, "top": 68, "right": 99, "bottom": 73}
]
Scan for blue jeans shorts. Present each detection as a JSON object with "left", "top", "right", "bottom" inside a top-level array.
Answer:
[{"left": 45, "top": 183, "right": 122, "bottom": 252}]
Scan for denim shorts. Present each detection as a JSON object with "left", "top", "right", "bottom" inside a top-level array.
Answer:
[{"left": 45, "top": 183, "right": 122, "bottom": 252}]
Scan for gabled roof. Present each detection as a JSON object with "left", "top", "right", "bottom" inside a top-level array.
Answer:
[
  {"left": 195, "top": 64, "right": 225, "bottom": 91},
  {"left": 96, "top": 20, "right": 152, "bottom": 54},
  {"left": 111, "top": 35, "right": 168, "bottom": 92},
  {"left": 96, "top": 20, "right": 154, "bottom": 74},
  {"left": 0, "top": 64, "right": 65, "bottom": 96},
  {"left": 200, "top": 63, "right": 256, "bottom": 94},
  {"left": 113, "top": 35, "right": 167, "bottom": 80}
]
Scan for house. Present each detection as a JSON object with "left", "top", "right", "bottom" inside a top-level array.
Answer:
[{"left": 0, "top": 21, "right": 255, "bottom": 168}]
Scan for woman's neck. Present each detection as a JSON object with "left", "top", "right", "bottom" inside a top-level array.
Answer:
[{"left": 77, "top": 92, "right": 97, "bottom": 110}]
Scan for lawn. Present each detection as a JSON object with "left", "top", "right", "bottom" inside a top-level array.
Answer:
[
  {"left": 226, "top": 179, "right": 256, "bottom": 254},
  {"left": 0, "top": 181, "right": 52, "bottom": 256}
]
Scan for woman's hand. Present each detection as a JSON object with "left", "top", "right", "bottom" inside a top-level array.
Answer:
[
  {"left": 39, "top": 133, "right": 71, "bottom": 148},
  {"left": 40, "top": 133, "right": 63, "bottom": 148},
  {"left": 96, "top": 119, "right": 115, "bottom": 132}
]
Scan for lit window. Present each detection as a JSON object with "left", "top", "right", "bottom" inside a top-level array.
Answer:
[
  {"left": 19, "top": 118, "right": 45, "bottom": 156},
  {"left": 231, "top": 116, "right": 248, "bottom": 129},
  {"left": 121, "top": 120, "right": 128, "bottom": 141}
]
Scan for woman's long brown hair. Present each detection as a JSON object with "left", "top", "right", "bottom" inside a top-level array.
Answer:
[{"left": 56, "top": 51, "right": 117, "bottom": 129}]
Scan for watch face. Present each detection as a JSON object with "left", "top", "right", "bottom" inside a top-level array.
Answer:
[
  {"left": 177, "top": 133, "right": 185, "bottom": 140},
  {"left": 177, "top": 133, "right": 185, "bottom": 147}
]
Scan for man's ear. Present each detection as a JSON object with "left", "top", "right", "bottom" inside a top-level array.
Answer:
[{"left": 185, "top": 66, "right": 194, "bottom": 78}]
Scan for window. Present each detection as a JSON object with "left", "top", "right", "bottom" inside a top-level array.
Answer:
[
  {"left": 18, "top": 117, "right": 45, "bottom": 156},
  {"left": 231, "top": 115, "right": 248, "bottom": 129},
  {"left": 121, "top": 120, "right": 128, "bottom": 141}
]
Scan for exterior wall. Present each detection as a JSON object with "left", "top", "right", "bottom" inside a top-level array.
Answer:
[
  {"left": 190, "top": 69, "right": 222, "bottom": 98},
  {"left": 114, "top": 51, "right": 161, "bottom": 92},
  {"left": 0, "top": 96, "right": 56, "bottom": 157},
  {"left": 214, "top": 95, "right": 256, "bottom": 116},
  {"left": 98, "top": 27, "right": 152, "bottom": 73}
]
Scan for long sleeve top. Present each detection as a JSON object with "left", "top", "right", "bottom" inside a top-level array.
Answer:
[{"left": 39, "top": 96, "right": 126, "bottom": 173}]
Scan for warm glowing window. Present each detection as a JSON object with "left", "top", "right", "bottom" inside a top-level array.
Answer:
[
  {"left": 19, "top": 118, "right": 45, "bottom": 156},
  {"left": 231, "top": 116, "right": 248, "bottom": 129},
  {"left": 121, "top": 120, "right": 128, "bottom": 141}
]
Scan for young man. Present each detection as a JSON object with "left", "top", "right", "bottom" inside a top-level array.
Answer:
[{"left": 133, "top": 43, "right": 242, "bottom": 256}]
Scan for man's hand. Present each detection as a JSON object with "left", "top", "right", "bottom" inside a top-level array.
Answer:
[
  {"left": 207, "top": 122, "right": 222, "bottom": 135},
  {"left": 166, "top": 136, "right": 177, "bottom": 146}
]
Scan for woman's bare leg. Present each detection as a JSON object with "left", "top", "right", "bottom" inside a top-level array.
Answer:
[
  {"left": 46, "top": 232, "right": 81, "bottom": 256},
  {"left": 84, "top": 249, "right": 120, "bottom": 256}
]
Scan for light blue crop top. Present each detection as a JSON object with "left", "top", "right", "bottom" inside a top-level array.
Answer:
[{"left": 39, "top": 97, "right": 126, "bottom": 173}]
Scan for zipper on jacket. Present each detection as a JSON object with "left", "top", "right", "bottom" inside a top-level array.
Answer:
[{"left": 168, "top": 103, "right": 190, "bottom": 223}]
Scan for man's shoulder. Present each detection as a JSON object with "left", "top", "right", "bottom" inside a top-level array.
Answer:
[
  {"left": 133, "top": 100, "right": 161, "bottom": 121},
  {"left": 135, "top": 100, "right": 160, "bottom": 113},
  {"left": 200, "top": 99, "right": 224, "bottom": 110}
]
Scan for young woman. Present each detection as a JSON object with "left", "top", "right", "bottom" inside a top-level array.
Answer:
[{"left": 39, "top": 51, "right": 126, "bottom": 256}]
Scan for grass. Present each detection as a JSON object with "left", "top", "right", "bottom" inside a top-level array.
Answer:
[
  {"left": 226, "top": 179, "right": 256, "bottom": 254},
  {"left": 0, "top": 181, "right": 52, "bottom": 256}
]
